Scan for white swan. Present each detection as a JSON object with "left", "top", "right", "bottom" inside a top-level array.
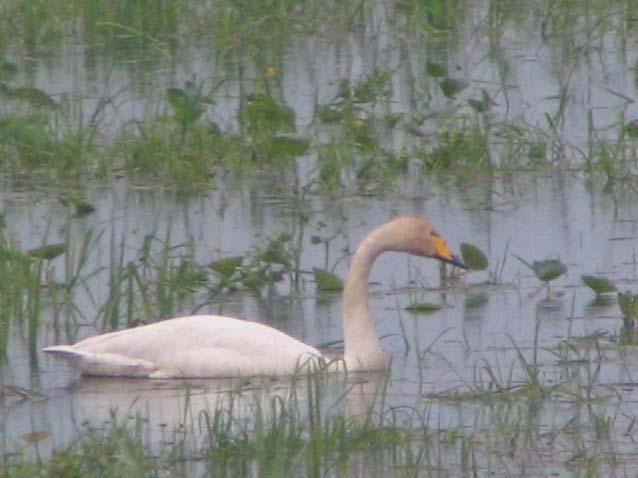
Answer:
[{"left": 43, "top": 217, "right": 466, "bottom": 378}]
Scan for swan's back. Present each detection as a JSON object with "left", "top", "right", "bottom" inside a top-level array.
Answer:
[{"left": 43, "top": 315, "right": 323, "bottom": 378}]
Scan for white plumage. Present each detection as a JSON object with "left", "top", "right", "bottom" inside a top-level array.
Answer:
[{"left": 43, "top": 217, "right": 465, "bottom": 378}]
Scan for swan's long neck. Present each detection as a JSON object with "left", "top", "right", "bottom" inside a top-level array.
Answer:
[{"left": 342, "top": 227, "right": 390, "bottom": 371}]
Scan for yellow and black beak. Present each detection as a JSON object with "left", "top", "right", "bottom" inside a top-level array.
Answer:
[{"left": 432, "top": 235, "right": 467, "bottom": 270}]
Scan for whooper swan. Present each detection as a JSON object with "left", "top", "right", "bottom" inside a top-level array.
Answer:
[{"left": 43, "top": 217, "right": 466, "bottom": 378}]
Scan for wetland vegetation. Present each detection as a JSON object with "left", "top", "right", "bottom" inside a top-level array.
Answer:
[{"left": 2, "top": 0, "right": 638, "bottom": 476}]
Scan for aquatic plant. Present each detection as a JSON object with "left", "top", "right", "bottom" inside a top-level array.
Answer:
[
  {"left": 618, "top": 291, "right": 638, "bottom": 329},
  {"left": 582, "top": 275, "right": 616, "bottom": 297},
  {"left": 513, "top": 254, "right": 567, "bottom": 291},
  {"left": 96, "top": 230, "right": 208, "bottom": 330},
  {"left": 313, "top": 268, "right": 343, "bottom": 291},
  {"left": 459, "top": 243, "right": 488, "bottom": 271}
]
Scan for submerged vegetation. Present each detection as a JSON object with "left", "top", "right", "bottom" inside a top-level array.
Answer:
[{"left": 0, "top": 0, "right": 637, "bottom": 191}]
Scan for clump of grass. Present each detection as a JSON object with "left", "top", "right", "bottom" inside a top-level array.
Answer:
[
  {"left": 210, "top": 0, "right": 307, "bottom": 57},
  {"left": 3, "top": 415, "right": 163, "bottom": 478},
  {"left": 417, "top": 125, "right": 491, "bottom": 173},
  {"left": 98, "top": 231, "right": 208, "bottom": 330},
  {"left": 199, "top": 373, "right": 408, "bottom": 476},
  {"left": 618, "top": 291, "right": 638, "bottom": 330},
  {"left": 0, "top": 62, "right": 104, "bottom": 181},
  {"left": 116, "top": 118, "right": 243, "bottom": 189},
  {"left": 0, "top": 226, "right": 55, "bottom": 361}
]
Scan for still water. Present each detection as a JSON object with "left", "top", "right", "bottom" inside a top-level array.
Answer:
[{"left": 1, "top": 172, "right": 637, "bottom": 458}]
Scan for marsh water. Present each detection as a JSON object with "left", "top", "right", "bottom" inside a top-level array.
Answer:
[{"left": 3, "top": 0, "right": 638, "bottom": 476}]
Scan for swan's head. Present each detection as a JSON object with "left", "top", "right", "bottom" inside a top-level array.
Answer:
[{"left": 383, "top": 217, "right": 467, "bottom": 269}]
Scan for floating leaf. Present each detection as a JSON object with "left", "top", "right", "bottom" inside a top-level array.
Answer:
[
  {"left": 467, "top": 98, "right": 487, "bottom": 112},
  {"left": 384, "top": 113, "right": 402, "bottom": 129},
  {"left": 514, "top": 254, "right": 566, "bottom": 283},
  {"left": 439, "top": 78, "right": 469, "bottom": 98},
  {"left": 241, "top": 95, "right": 295, "bottom": 133},
  {"left": 582, "top": 275, "right": 616, "bottom": 296},
  {"left": 61, "top": 196, "right": 96, "bottom": 216},
  {"left": 239, "top": 270, "right": 267, "bottom": 290},
  {"left": 173, "top": 261, "right": 208, "bottom": 292},
  {"left": 532, "top": 259, "right": 566, "bottom": 282},
  {"left": 267, "top": 134, "right": 310, "bottom": 158},
  {"left": 313, "top": 268, "right": 343, "bottom": 291},
  {"left": 9, "top": 87, "right": 56, "bottom": 108},
  {"left": 19, "top": 431, "right": 50, "bottom": 444},
  {"left": 316, "top": 105, "right": 343, "bottom": 123},
  {"left": 166, "top": 87, "right": 203, "bottom": 125},
  {"left": 405, "top": 302, "right": 442, "bottom": 313},
  {"left": 528, "top": 142, "right": 546, "bottom": 161},
  {"left": 465, "top": 292, "right": 488, "bottom": 309},
  {"left": 460, "top": 243, "right": 488, "bottom": 271},
  {"left": 259, "top": 234, "right": 291, "bottom": 266},
  {"left": 27, "top": 243, "right": 66, "bottom": 260},
  {"left": 74, "top": 200, "right": 96, "bottom": 217},
  {"left": 468, "top": 89, "right": 496, "bottom": 113},
  {"left": 426, "top": 61, "right": 447, "bottom": 78},
  {"left": 208, "top": 256, "right": 243, "bottom": 279}
]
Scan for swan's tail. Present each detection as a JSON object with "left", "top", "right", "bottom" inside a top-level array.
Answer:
[
  {"left": 42, "top": 345, "right": 80, "bottom": 358},
  {"left": 42, "top": 345, "right": 156, "bottom": 377}
]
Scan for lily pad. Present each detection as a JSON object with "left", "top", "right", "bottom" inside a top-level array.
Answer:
[
  {"left": 405, "top": 302, "right": 442, "bottom": 313},
  {"left": 426, "top": 61, "right": 447, "bottom": 78},
  {"left": 27, "top": 243, "right": 66, "bottom": 260},
  {"left": 74, "top": 200, "right": 96, "bottom": 217},
  {"left": 19, "top": 431, "right": 50, "bottom": 444},
  {"left": 9, "top": 87, "right": 56, "bottom": 108},
  {"left": 316, "top": 105, "right": 343, "bottom": 123},
  {"left": 267, "top": 134, "right": 311, "bottom": 158},
  {"left": 61, "top": 197, "right": 96, "bottom": 217},
  {"left": 439, "top": 78, "right": 469, "bottom": 98},
  {"left": 460, "top": 243, "right": 488, "bottom": 271},
  {"left": 468, "top": 89, "right": 496, "bottom": 113},
  {"left": 313, "top": 268, "right": 343, "bottom": 291},
  {"left": 467, "top": 98, "right": 487, "bottom": 112},
  {"left": 209, "top": 256, "right": 243, "bottom": 279},
  {"left": 166, "top": 87, "right": 190, "bottom": 107},
  {"left": 532, "top": 259, "right": 567, "bottom": 282},
  {"left": 582, "top": 275, "right": 616, "bottom": 296}
]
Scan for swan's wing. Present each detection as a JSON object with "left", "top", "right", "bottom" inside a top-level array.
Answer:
[{"left": 43, "top": 315, "right": 324, "bottom": 377}]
